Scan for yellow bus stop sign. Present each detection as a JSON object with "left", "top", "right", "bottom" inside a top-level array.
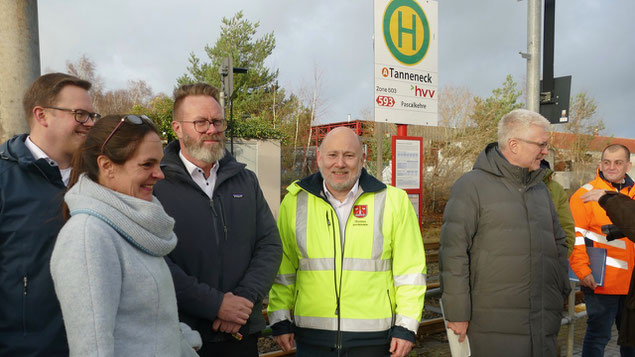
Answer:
[{"left": 383, "top": 0, "right": 430, "bottom": 66}]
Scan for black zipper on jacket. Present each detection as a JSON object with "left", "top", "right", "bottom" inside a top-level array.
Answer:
[
  {"left": 22, "top": 275, "right": 27, "bottom": 334},
  {"left": 327, "top": 210, "right": 343, "bottom": 355},
  {"left": 387, "top": 289, "right": 395, "bottom": 326},
  {"left": 209, "top": 197, "right": 228, "bottom": 242},
  {"left": 210, "top": 196, "right": 229, "bottom": 293},
  {"left": 210, "top": 198, "right": 218, "bottom": 217},
  {"left": 217, "top": 196, "right": 229, "bottom": 242}
]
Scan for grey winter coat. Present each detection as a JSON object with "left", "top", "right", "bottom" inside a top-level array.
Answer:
[
  {"left": 50, "top": 174, "right": 200, "bottom": 357},
  {"left": 440, "top": 143, "right": 570, "bottom": 357}
]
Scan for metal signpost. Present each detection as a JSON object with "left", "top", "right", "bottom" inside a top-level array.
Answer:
[
  {"left": 219, "top": 55, "right": 248, "bottom": 154},
  {"left": 374, "top": 0, "right": 437, "bottom": 224},
  {"left": 538, "top": 0, "right": 571, "bottom": 124}
]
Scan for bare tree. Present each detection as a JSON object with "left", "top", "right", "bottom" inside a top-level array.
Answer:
[
  {"left": 127, "top": 79, "right": 153, "bottom": 107},
  {"left": 100, "top": 90, "right": 134, "bottom": 115},
  {"left": 418, "top": 78, "right": 522, "bottom": 214},
  {"left": 555, "top": 92, "right": 606, "bottom": 188},
  {"left": 65, "top": 55, "right": 156, "bottom": 116},
  {"left": 66, "top": 55, "right": 104, "bottom": 107},
  {"left": 292, "top": 99, "right": 302, "bottom": 167},
  {"left": 438, "top": 86, "right": 474, "bottom": 128},
  {"left": 299, "top": 65, "right": 328, "bottom": 175}
]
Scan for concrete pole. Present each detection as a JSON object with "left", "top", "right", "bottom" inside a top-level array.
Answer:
[
  {"left": 526, "top": 0, "right": 542, "bottom": 112},
  {"left": 0, "top": 1, "right": 41, "bottom": 142}
]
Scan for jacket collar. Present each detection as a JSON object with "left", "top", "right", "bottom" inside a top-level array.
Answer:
[
  {"left": 160, "top": 140, "right": 246, "bottom": 190},
  {"left": 0, "top": 134, "right": 64, "bottom": 185},
  {"left": 1, "top": 134, "right": 37, "bottom": 165},
  {"left": 540, "top": 159, "right": 554, "bottom": 183},
  {"left": 474, "top": 142, "right": 546, "bottom": 186},
  {"left": 597, "top": 169, "right": 634, "bottom": 192},
  {"left": 295, "top": 168, "right": 386, "bottom": 198}
]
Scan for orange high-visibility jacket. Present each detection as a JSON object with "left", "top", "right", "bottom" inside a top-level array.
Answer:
[{"left": 569, "top": 171, "right": 635, "bottom": 295}]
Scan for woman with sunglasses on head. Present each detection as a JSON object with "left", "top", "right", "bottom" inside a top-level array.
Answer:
[{"left": 50, "top": 114, "right": 201, "bottom": 356}]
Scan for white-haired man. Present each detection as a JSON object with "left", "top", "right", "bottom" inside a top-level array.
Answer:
[{"left": 440, "top": 109, "right": 570, "bottom": 356}]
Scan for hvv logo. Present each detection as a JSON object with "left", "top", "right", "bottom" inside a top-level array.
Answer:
[{"left": 410, "top": 85, "right": 435, "bottom": 98}]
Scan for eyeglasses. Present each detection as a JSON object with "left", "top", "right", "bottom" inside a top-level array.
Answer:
[
  {"left": 44, "top": 106, "right": 102, "bottom": 124},
  {"left": 514, "top": 138, "right": 549, "bottom": 150},
  {"left": 179, "top": 119, "right": 227, "bottom": 133},
  {"left": 101, "top": 114, "right": 150, "bottom": 154}
]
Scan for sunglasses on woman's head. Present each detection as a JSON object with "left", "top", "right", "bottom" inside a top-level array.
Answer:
[{"left": 100, "top": 114, "right": 150, "bottom": 154}]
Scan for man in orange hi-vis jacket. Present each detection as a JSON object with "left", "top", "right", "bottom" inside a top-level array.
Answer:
[{"left": 570, "top": 144, "right": 635, "bottom": 357}]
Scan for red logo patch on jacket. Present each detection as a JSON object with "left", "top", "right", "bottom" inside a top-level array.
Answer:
[{"left": 353, "top": 205, "right": 367, "bottom": 218}]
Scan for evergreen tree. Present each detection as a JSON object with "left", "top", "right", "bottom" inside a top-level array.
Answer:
[
  {"left": 470, "top": 74, "right": 524, "bottom": 144},
  {"left": 177, "top": 11, "right": 292, "bottom": 139}
]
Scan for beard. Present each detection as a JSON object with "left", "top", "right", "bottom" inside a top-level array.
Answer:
[
  {"left": 319, "top": 166, "right": 363, "bottom": 193},
  {"left": 181, "top": 132, "right": 226, "bottom": 165}
]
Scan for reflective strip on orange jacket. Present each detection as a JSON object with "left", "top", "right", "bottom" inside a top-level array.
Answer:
[{"left": 569, "top": 171, "right": 635, "bottom": 295}]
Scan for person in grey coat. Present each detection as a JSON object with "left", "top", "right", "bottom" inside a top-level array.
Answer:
[
  {"left": 50, "top": 115, "right": 201, "bottom": 356},
  {"left": 440, "top": 109, "right": 571, "bottom": 357}
]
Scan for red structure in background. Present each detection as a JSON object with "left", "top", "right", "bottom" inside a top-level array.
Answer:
[
  {"left": 310, "top": 120, "right": 367, "bottom": 148},
  {"left": 300, "top": 121, "right": 370, "bottom": 173}
]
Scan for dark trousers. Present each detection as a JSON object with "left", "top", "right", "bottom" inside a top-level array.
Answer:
[
  {"left": 296, "top": 342, "right": 390, "bottom": 357},
  {"left": 582, "top": 292, "right": 635, "bottom": 357},
  {"left": 197, "top": 333, "right": 259, "bottom": 357}
]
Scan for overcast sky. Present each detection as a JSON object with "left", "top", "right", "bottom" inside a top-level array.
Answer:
[{"left": 39, "top": 0, "right": 635, "bottom": 138}]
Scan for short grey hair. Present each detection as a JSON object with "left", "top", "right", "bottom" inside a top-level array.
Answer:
[{"left": 498, "top": 109, "right": 550, "bottom": 149}]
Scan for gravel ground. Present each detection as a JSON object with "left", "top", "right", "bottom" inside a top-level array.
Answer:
[{"left": 258, "top": 332, "right": 453, "bottom": 356}]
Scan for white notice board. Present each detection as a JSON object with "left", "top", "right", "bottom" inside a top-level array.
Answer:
[{"left": 394, "top": 139, "right": 421, "bottom": 189}]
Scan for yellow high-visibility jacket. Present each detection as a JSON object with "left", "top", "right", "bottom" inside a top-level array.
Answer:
[{"left": 267, "top": 170, "right": 426, "bottom": 348}]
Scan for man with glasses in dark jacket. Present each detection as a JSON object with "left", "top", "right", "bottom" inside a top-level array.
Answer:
[
  {"left": 0, "top": 73, "right": 97, "bottom": 356},
  {"left": 440, "top": 109, "right": 570, "bottom": 357},
  {"left": 153, "top": 83, "right": 282, "bottom": 356}
]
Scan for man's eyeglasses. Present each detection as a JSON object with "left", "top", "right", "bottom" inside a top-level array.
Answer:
[
  {"left": 44, "top": 106, "right": 101, "bottom": 124},
  {"left": 515, "top": 138, "right": 549, "bottom": 150},
  {"left": 101, "top": 115, "right": 150, "bottom": 154},
  {"left": 179, "top": 119, "right": 227, "bottom": 133}
]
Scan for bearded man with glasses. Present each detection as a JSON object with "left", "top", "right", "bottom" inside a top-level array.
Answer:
[
  {"left": 153, "top": 83, "right": 282, "bottom": 356},
  {"left": 0, "top": 73, "right": 97, "bottom": 356}
]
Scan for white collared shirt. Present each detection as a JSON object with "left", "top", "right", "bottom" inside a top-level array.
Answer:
[
  {"left": 179, "top": 151, "right": 219, "bottom": 198},
  {"left": 323, "top": 180, "right": 362, "bottom": 247},
  {"left": 24, "top": 136, "right": 71, "bottom": 186}
]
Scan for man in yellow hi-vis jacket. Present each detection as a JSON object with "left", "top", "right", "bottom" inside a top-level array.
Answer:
[{"left": 267, "top": 127, "right": 426, "bottom": 357}]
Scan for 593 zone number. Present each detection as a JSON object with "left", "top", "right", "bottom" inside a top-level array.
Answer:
[{"left": 376, "top": 95, "right": 395, "bottom": 107}]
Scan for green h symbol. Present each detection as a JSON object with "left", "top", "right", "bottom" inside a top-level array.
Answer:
[{"left": 397, "top": 11, "right": 416, "bottom": 50}]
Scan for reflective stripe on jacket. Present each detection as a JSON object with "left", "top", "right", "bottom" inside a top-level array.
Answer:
[
  {"left": 267, "top": 170, "right": 426, "bottom": 339},
  {"left": 569, "top": 171, "right": 635, "bottom": 295}
]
